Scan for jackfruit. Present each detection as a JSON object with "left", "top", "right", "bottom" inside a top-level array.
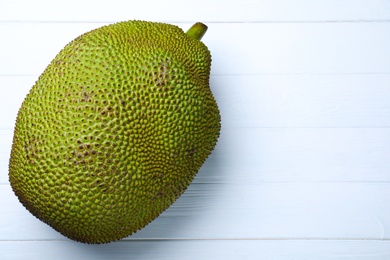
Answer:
[{"left": 9, "top": 21, "right": 220, "bottom": 244}]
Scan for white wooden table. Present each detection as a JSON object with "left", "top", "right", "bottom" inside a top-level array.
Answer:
[{"left": 1, "top": 0, "right": 390, "bottom": 259}]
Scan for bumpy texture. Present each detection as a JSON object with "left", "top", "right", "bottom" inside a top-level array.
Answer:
[{"left": 9, "top": 21, "right": 220, "bottom": 244}]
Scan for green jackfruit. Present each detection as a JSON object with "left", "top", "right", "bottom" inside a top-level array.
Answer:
[{"left": 9, "top": 21, "right": 220, "bottom": 244}]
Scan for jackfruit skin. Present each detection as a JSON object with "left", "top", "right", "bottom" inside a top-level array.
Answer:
[{"left": 9, "top": 21, "right": 220, "bottom": 244}]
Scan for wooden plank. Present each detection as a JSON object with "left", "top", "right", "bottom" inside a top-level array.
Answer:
[
  {"left": 3, "top": 127, "right": 390, "bottom": 184},
  {"left": 0, "top": 23, "right": 103, "bottom": 76},
  {"left": 0, "top": 76, "right": 33, "bottom": 130},
  {"left": 213, "top": 74, "right": 390, "bottom": 128},
  {"left": 1, "top": 0, "right": 390, "bottom": 23},
  {"left": 2, "top": 74, "right": 390, "bottom": 130},
  {"left": 2, "top": 181, "right": 390, "bottom": 240},
  {"left": 1, "top": 23, "right": 390, "bottom": 76},
  {"left": 207, "top": 23, "right": 390, "bottom": 75},
  {"left": 0, "top": 130, "right": 12, "bottom": 184},
  {"left": 213, "top": 127, "right": 390, "bottom": 183},
  {"left": 1, "top": 240, "right": 390, "bottom": 260}
]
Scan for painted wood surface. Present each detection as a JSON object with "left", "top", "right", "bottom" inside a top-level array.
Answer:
[{"left": 1, "top": 0, "right": 390, "bottom": 259}]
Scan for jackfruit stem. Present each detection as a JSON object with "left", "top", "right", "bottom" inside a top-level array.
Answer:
[{"left": 186, "top": 22, "right": 208, "bottom": 41}]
